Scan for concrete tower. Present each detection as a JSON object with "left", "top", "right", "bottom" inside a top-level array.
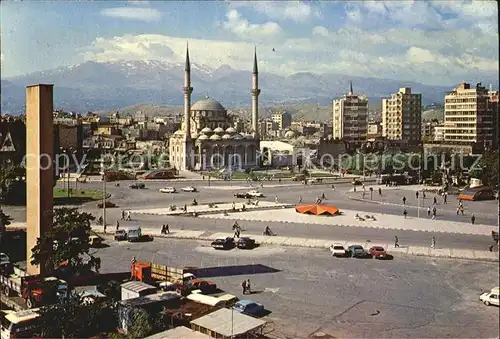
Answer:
[{"left": 251, "top": 47, "right": 261, "bottom": 139}]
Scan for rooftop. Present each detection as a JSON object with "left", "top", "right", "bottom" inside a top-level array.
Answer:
[
  {"left": 190, "top": 307, "right": 266, "bottom": 337},
  {"left": 144, "top": 326, "right": 210, "bottom": 339}
]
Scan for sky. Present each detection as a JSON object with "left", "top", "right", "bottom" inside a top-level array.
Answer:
[{"left": 1, "top": 0, "right": 498, "bottom": 86}]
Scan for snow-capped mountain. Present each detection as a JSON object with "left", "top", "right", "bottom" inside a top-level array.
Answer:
[{"left": 1, "top": 59, "right": 470, "bottom": 113}]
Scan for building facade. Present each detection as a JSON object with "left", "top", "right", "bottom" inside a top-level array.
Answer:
[
  {"left": 488, "top": 89, "right": 499, "bottom": 150},
  {"left": 381, "top": 87, "right": 422, "bottom": 144},
  {"left": 272, "top": 112, "right": 292, "bottom": 130},
  {"left": 169, "top": 46, "right": 261, "bottom": 171},
  {"left": 444, "top": 82, "right": 494, "bottom": 148},
  {"left": 332, "top": 82, "right": 368, "bottom": 145}
]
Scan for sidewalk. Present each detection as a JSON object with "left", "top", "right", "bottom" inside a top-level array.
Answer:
[{"left": 91, "top": 226, "right": 499, "bottom": 262}]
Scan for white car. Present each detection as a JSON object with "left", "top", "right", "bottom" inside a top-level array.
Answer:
[
  {"left": 181, "top": 186, "right": 197, "bottom": 192},
  {"left": 246, "top": 190, "right": 264, "bottom": 197},
  {"left": 480, "top": 287, "right": 499, "bottom": 306},
  {"left": 329, "top": 244, "right": 347, "bottom": 257},
  {"left": 0, "top": 252, "right": 10, "bottom": 263},
  {"left": 159, "top": 187, "right": 176, "bottom": 193}
]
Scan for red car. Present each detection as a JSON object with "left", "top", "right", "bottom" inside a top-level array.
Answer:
[
  {"left": 96, "top": 201, "right": 116, "bottom": 208},
  {"left": 180, "top": 279, "right": 217, "bottom": 295},
  {"left": 369, "top": 246, "right": 388, "bottom": 259}
]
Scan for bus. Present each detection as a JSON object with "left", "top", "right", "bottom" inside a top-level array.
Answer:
[{"left": 0, "top": 308, "right": 41, "bottom": 339}]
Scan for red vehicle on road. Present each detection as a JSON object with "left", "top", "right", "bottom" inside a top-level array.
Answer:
[
  {"left": 369, "top": 246, "right": 388, "bottom": 259},
  {"left": 96, "top": 201, "right": 116, "bottom": 208},
  {"left": 178, "top": 279, "right": 217, "bottom": 295}
]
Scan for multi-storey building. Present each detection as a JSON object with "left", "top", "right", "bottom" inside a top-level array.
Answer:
[
  {"left": 488, "top": 89, "right": 499, "bottom": 149},
  {"left": 444, "top": 82, "right": 494, "bottom": 148},
  {"left": 332, "top": 82, "right": 368, "bottom": 144},
  {"left": 381, "top": 87, "right": 422, "bottom": 144},
  {"left": 271, "top": 112, "right": 292, "bottom": 130}
]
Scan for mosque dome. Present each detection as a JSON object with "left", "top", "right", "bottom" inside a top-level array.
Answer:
[
  {"left": 197, "top": 134, "right": 209, "bottom": 140},
  {"left": 285, "top": 130, "right": 296, "bottom": 138},
  {"left": 225, "top": 127, "right": 237, "bottom": 134},
  {"left": 200, "top": 127, "right": 213, "bottom": 134},
  {"left": 213, "top": 127, "right": 225, "bottom": 134},
  {"left": 222, "top": 134, "right": 233, "bottom": 140},
  {"left": 209, "top": 134, "right": 222, "bottom": 140},
  {"left": 191, "top": 97, "right": 226, "bottom": 111},
  {"left": 232, "top": 134, "right": 243, "bottom": 140}
]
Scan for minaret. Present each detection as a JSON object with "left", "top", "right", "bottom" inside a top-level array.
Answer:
[
  {"left": 251, "top": 47, "right": 261, "bottom": 138},
  {"left": 349, "top": 81, "right": 353, "bottom": 95},
  {"left": 183, "top": 43, "right": 193, "bottom": 140}
]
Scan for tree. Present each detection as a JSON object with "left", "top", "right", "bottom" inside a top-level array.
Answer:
[
  {"left": 127, "top": 308, "right": 153, "bottom": 338},
  {"left": 478, "top": 150, "right": 499, "bottom": 188},
  {"left": 30, "top": 207, "right": 97, "bottom": 275},
  {"left": 0, "top": 209, "right": 12, "bottom": 244},
  {"left": 0, "top": 164, "right": 27, "bottom": 204}
]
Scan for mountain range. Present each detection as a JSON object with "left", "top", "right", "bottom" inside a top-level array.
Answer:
[{"left": 0, "top": 60, "right": 485, "bottom": 114}]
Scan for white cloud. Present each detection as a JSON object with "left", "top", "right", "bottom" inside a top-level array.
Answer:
[
  {"left": 221, "top": 9, "right": 282, "bottom": 39},
  {"left": 312, "top": 26, "right": 329, "bottom": 37},
  {"left": 232, "top": 1, "right": 321, "bottom": 22},
  {"left": 101, "top": 7, "right": 162, "bottom": 21}
]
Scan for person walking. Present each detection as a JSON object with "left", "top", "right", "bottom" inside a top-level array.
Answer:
[
  {"left": 331, "top": 184, "right": 335, "bottom": 190},
  {"left": 394, "top": 236, "right": 400, "bottom": 248},
  {"left": 460, "top": 206, "right": 464, "bottom": 215},
  {"left": 423, "top": 191, "right": 426, "bottom": 199},
  {"left": 443, "top": 193, "right": 447, "bottom": 204},
  {"left": 430, "top": 236, "right": 436, "bottom": 249},
  {"left": 433, "top": 197, "right": 437, "bottom": 205},
  {"left": 456, "top": 207, "right": 460, "bottom": 215},
  {"left": 126, "top": 211, "right": 131, "bottom": 221},
  {"left": 471, "top": 214, "right": 475, "bottom": 225},
  {"left": 415, "top": 191, "right": 419, "bottom": 200},
  {"left": 427, "top": 206, "right": 431, "bottom": 218},
  {"left": 161, "top": 225, "right": 166, "bottom": 234},
  {"left": 403, "top": 209, "right": 408, "bottom": 219},
  {"left": 402, "top": 196, "right": 406, "bottom": 205},
  {"left": 246, "top": 279, "right": 251, "bottom": 294},
  {"left": 165, "top": 224, "right": 170, "bottom": 234},
  {"left": 432, "top": 207, "right": 436, "bottom": 219},
  {"left": 116, "top": 220, "right": 119, "bottom": 231},
  {"left": 121, "top": 210, "right": 125, "bottom": 220},
  {"left": 241, "top": 280, "right": 247, "bottom": 294},
  {"left": 378, "top": 187, "right": 382, "bottom": 196},
  {"left": 275, "top": 195, "right": 279, "bottom": 204},
  {"left": 298, "top": 196, "right": 302, "bottom": 203},
  {"left": 103, "top": 224, "right": 107, "bottom": 234}
]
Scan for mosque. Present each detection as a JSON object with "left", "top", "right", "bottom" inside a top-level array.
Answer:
[{"left": 169, "top": 45, "right": 261, "bottom": 171}]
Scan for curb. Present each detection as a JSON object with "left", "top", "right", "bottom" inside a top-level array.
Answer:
[
  {"left": 93, "top": 229, "right": 499, "bottom": 262},
  {"left": 133, "top": 204, "right": 295, "bottom": 217}
]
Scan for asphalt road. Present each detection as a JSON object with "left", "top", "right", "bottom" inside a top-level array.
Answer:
[
  {"left": 96, "top": 236, "right": 500, "bottom": 339},
  {"left": 3, "top": 180, "right": 497, "bottom": 251}
]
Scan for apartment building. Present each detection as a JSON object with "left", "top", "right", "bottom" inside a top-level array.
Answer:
[
  {"left": 488, "top": 89, "right": 499, "bottom": 149},
  {"left": 443, "top": 82, "right": 494, "bottom": 148},
  {"left": 332, "top": 82, "right": 368, "bottom": 143},
  {"left": 271, "top": 112, "right": 292, "bottom": 130},
  {"left": 381, "top": 87, "right": 422, "bottom": 144}
]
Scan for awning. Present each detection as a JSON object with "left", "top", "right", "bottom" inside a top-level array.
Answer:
[{"left": 295, "top": 204, "right": 340, "bottom": 215}]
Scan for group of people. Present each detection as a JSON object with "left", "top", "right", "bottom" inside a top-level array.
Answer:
[
  {"left": 121, "top": 210, "right": 132, "bottom": 221},
  {"left": 241, "top": 279, "right": 252, "bottom": 294},
  {"left": 160, "top": 224, "right": 170, "bottom": 234}
]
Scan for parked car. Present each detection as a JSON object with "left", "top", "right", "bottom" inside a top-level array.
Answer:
[
  {"left": 480, "top": 287, "right": 499, "bottom": 306},
  {"left": 211, "top": 237, "right": 235, "bottom": 250},
  {"left": 329, "top": 243, "right": 347, "bottom": 257},
  {"left": 96, "top": 201, "right": 116, "bottom": 208},
  {"left": 181, "top": 186, "right": 197, "bottom": 192},
  {"left": 0, "top": 252, "right": 10, "bottom": 263},
  {"left": 114, "top": 230, "right": 127, "bottom": 241},
  {"left": 347, "top": 245, "right": 370, "bottom": 258},
  {"left": 309, "top": 178, "right": 323, "bottom": 184},
  {"left": 159, "top": 187, "right": 176, "bottom": 193},
  {"left": 233, "top": 300, "right": 265, "bottom": 317},
  {"left": 88, "top": 235, "right": 103, "bottom": 248},
  {"left": 352, "top": 179, "right": 362, "bottom": 186},
  {"left": 128, "top": 183, "right": 145, "bottom": 189},
  {"left": 187, "top": 279, "right": 217, "bottom": 294},
  {"left": 246, "top": 190, "right": 264, "bottom": 197},
  {"left": 369, "top": 246, "right": 388, "bottom": 259},
  {"left": 234, "top": 192, "right": 251, "bottom": 199},
  {"left": 237, "top": 237, "right": 256, "bottom": 249}
]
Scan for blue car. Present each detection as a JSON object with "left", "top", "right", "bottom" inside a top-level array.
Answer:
[
  {"left": 232, "top": 300, "right": 264, "bottom": 317},
  {"left": 347, "top": 245, "right": 370, "bottom": 258}
]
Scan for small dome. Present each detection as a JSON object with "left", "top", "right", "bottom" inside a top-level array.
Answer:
[
  {"left": 213, "top": 127, "right": 224, "bottom": 134},
  {"left": 191, "top": 97, "right": 225, "bottom": 111},
  {"left": 222, "top": 134, "right": 232, "bottom": 140},
  {"left": 201, "top": 127, "right": 213, "bottom": 134},
  {"left": 285, "top": 130, "right": 296, "bottom": 138},
  {"left": 197, "top": 134, "right": 209, "bottom": 140},
  {"left": 209, "top": 134, "right": 222, "bottom": 140},
  {"left": 232, "top": 134, "right": 243, "bottom": 140},
  {"left": 225, "top": 127, "right": 237, "bottom": 134}
]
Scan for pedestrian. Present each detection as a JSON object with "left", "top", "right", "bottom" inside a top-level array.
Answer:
[
  {"left": 246, "top": 279, "right": 251, "bottom": 294},
  {"left": 443, "top": 194, "right": 447, "bottom": 204},
  {"left": 378, "top": 187, "right": 382, "bottom": 196},
  {"left": 127, "top": 211, "right": 131, "bottom": 221},
  {"left": 161, "top": 225, "right": 165, "bottom": 234},
  {"left": 362, "top": 191, "right": 366, "bottom": 199},
  {"left": 403, "top": 209, "right": 407, "bottom": 219},
  {"left": 331, "top": 184, "right": 335, "bottom": 190},
  {"left": 416, "top": 191, "right": 419, "bottom": 199},
  {"left": 460, "top": 206, "right": 464, "bottom": 215},
  {"left": 353, "top": 186, "right": 356, "bottom": 192},
  {"left": 432, "top": 208, "right": 436, "bottom": 220},
  {"left": 402, "top": 196, "right": 406, "bottom": 205},
  {"left": 427, "top": 207, "right": 431, "bottom": 217},
  {"left": 116, "top": 220, "right": 119, "bottom": 231},
  {"left": 131, "top": 256, "right": 137, "bottom": 265},
  {"left": 121, "top": 210, "right": 125, "bottom": 220},
  {"left": 423, "top": 192, "right": 426, "bottom": 199},
  {"left": 232, "top": 201, "right": 235, "bottom": 210},
  {"left": 433, "top": 197, "right": 437, "bottom": 205},
  {"left": 241, "top": 280, "right": 247, "bottom": 294},
  {"left": 394, "top": 236, "right": 400, "bottom": 248},
  {"left": 103, "top": 224, "right": 107, "bottom": 234},
  {"left": 275, "top": 196, "right": 279, "bottom": 203},
  {"left": 471, "top": 215, "right": 475, "bottom": 225},
  {"left": 298, "top": 196, "right": 302, "bottom": 203},
  {"left": 430, "top": 236, "right": 435, "bottom": 249}
]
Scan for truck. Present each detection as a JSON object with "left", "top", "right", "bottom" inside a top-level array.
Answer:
[
  {"left": 130, "top": 262, "right": 197, "bottom": 293},
  {"left": 0, "top": 262, "right": 68, "bottom": 309}
]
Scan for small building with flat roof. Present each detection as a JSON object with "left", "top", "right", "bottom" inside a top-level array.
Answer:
[
  {"left": 144, "top": 326, "right": 211, "bottom": 339},
  {"left": 190, "top": 308, "right": 266, "bottom": 338}
]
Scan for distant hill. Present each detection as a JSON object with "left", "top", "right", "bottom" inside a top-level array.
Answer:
[
  {"left": 2, "top": 59, "right": 487, "bottom": 114},
  {"left": 422, "top": 105, "right": 444, "bottom": 121}
]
